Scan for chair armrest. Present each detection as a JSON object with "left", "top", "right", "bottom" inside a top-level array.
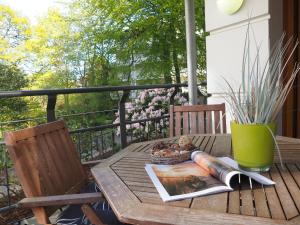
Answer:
[{"left": 18, "top": 192, "right": 103, "bottom": 208}]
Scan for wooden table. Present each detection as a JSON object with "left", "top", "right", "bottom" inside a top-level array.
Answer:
[{"left": 91, "top": 134, "right": 300, "bottom": 225}]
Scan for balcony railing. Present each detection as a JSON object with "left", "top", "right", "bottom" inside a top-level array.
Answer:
[{"left": 0, "top": 83, "right": 206, "bottom": 224}]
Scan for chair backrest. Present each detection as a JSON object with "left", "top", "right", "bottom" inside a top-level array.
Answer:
[
  {"left": 169, "top": 103, "right": 226, "bottom": 137},
  {"left": 4, "top": 120, "right": 86, "bottom": 218}
]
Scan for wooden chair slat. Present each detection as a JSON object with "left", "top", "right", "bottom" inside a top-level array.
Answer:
[
  {"left": 198, "top": 112, "right": 205, "bottom": 133},
  {"left": 169, "top": 105, "right": 174, "bottom": 137},
  {"left": 35, "top": 135, "right": 66, "bottom": 195},
  {"left": 4, "top": 120, "right": 105, "bottom": 224},
  {"left": 183, "top": 112, "right": 189, "bottom": 135},
  {"left": 169, "top": 103, "right": 226, "bottom": 137},
  {"left": 190, "top": 112, "right": 197, "bottom": 134},
  {"left": 206, "top": 111, "right": 212, "bottom": 133},
  {"left": 57, "top": 128, "right": 85, "bottom": 177},
  {"left": 45, "top": 129, "right": 85, "bottom": 192},
  {"left": 214, "top": 111, "right": 221, "bottom": 133},
  {"left": 175, "top": 112, "right": 181, "bottom": 136},
  {"left": 43, "top": 132, "right": 76, "bottom": 187},
  {"left": 173, "top": 104, "right": 225, "bottom": 112},
  {"left": 6, "top": 140, "right": 42, "bottom": 197},
  {"left": 221, "top": 104, "right": 227, "bottom": 133},
  {"left": 6, "top": 121, "right": 66, "bottom": 142}
]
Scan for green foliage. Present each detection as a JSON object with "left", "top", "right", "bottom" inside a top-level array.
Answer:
[
  {"left": 0, "top": 1, "right": 207, "bottom": 128},
  {"left": 0, "top": 5, "right": 31, "bottom": 65},
  {"left": 0, "top": 63, "right": 28, "bottom": 123},
  {"left": 69, "top": 0, "right": 206, "bottom": 84}
]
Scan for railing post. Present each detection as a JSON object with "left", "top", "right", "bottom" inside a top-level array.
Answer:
[
  {"left": 119, "top": 91, "right": 130, "bottom": 149},
  {"left": 47, "top": 94, "right": 57, "bottom": 122},
  {"left": 169, "top": 87, "right": 179, "bottom": 105}
]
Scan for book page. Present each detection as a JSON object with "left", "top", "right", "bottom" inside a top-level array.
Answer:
[
  {"left": 145, "top": 162, "right": 232, "bottom": 202},
  {"left": 218, "top": 157, "right": 275, "bottom": 185},
  {"left": 191, "top": 151, "right": 239, "bottom": 184}
]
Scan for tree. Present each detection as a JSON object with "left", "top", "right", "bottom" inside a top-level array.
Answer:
[
  {"left": 0, "top": 5, "right": 31, "bottom": 65},
  {"left": 70, "top": 0, "right": 206, "bottom": 84},
  {"left": 0, "top": 63, "right": 28, "bottom": 124}
]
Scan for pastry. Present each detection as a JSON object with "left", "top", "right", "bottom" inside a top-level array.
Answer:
[{"left": 178, "top": 135, "right": 192, "bottom": 147}]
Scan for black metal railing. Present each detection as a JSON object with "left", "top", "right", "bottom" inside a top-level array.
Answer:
[{"left": 0, "top": 83, "right": 206, "bottom": 223}]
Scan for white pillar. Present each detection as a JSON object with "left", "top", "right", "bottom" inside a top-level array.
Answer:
[
  {"left": 184, "top": 0, "right": 198, "bottom": 105},
  {"left": 204, "top": 0, "right": 283, "bottom": 132}
]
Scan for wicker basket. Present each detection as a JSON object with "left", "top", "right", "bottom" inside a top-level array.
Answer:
[{"left": 151, "top": 151, "right": 193, "bottom": 164}]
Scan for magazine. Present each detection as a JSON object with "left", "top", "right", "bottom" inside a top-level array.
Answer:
[{"left": 145, "top": 151, "right": 275, "bottom": 202}]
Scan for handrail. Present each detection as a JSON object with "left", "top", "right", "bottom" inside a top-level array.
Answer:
[
  {"left": 0, "top": 83, "right": 206, "bottom": 98},
  {"left": 0, "top": 83, "right": 206, "bottom": 147}
]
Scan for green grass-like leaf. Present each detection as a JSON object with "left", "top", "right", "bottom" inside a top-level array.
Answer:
[{"left": 224, "top": 24, "right": 300, "bottom": 124}]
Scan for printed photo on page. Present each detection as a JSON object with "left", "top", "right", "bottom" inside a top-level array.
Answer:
[{"left": 145, "top": 151, "right": 275, "bottom": 202}]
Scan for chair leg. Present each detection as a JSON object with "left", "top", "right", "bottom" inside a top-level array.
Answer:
[
  {"left": 32, "top": 207, "right": 52, "bottom": 224},
  {"left": 81, "top": 204, "right": 106, "bottom": 225}
]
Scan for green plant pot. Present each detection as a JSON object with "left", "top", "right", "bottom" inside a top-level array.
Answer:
[{"left": 230, "top": 122, "right": 276, "bottom": 172}]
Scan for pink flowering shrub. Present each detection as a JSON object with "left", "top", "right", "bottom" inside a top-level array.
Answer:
[{"left": 114, "top": 88, "right": 188, "bottom": 139}]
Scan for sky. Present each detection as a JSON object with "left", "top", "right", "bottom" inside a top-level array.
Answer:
[{"left": 0, "top": 0, "right": 70, "bottom": 24}]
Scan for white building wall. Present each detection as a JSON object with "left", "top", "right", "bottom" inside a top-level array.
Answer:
[{"left": 205, "top": 0, "right": 283, "bottom": 132}]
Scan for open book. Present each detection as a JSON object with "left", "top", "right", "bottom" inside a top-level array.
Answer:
[{"left": 145, "top": 151, "right": 275, "bottom": 202}]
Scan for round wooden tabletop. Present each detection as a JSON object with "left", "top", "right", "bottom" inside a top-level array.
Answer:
[{"left": 91, "top": 134, "right": 300, "bottom": 225}]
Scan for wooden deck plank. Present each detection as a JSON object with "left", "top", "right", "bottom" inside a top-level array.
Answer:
[
  {"left": 262, "top": 172, "right": 286, "bottom": 220},
  {"left": 228, "top": 189, "right": 240, "bottom": 214},
  {"left": 133, "top": 191, "right": 191, "bottom": 208},
  {"left": 203, "top": 136, "right": 215, "bottom": 153},
  {"left": 128, "top": 185, "right": 158, "bottom": 193},
  {"left": 192, "top": 135, "right": 231, "bottom": 213},
  {"left": 123, "top": 180, "right": 155, "bottom": 188},
  {"left": 276, "top": 164, "right": 300, "bottom": 212},
  {"left": 111, "top": 164, "right": 146, "bottom": 170},
  {"left": 199, "top": 136, "right": 210, "bottom": 151},
  {"left": 194, "top": 135, "right": 205, "bottom": 147},
  {"left": 191, "top": 193, "right": 228, "bottom": 213},
  {"left": 287, "top": 164, "right": 300, "bottom": 188},
  {"left": 120, "top": 176, "right": 153, "bottom": 184},
  {"left": 92, "top": 135, "right": 300, "bottom": 224},
  {"left": 269, "top": 165, "right": 298, "bottom": 220},
  {"left": 252, "top": 182, "right": 271, "bottom": 218},
  {"left": 112, "top": 168, "right": 148, "bottom": 177},
  {"left": 240, "top": 176, "right": 255, "bottom": 216},
  {"left": 210, "top": 135, "right": 231, "bottom": 157}
]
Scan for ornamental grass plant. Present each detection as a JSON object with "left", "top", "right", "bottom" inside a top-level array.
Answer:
[
  {"left": 224, "top": 25, "right": 300, "bottom": 125},
  {"left": 224, "top": 24, "right": 300, "bottom": 169}
]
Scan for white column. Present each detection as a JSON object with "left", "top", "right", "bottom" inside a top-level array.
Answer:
[
  {"left": 204, "top": 0, "right": 282, "bottom": 132},
  {"left": 184, "top": 0, "right": 198, "bottom": 105}
]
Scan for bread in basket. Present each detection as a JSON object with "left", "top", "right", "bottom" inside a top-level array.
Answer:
[{"left": 151, "top": 136, "right": 197, "bottom": 164}]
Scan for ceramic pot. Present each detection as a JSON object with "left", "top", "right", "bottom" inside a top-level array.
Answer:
[{"left": 231, "top": 122, "right": 276, "bottom": 172}]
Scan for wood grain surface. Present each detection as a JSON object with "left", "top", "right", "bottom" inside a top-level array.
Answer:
[{"left": 92, "top": 134, "right": 300, "bottom": 225}]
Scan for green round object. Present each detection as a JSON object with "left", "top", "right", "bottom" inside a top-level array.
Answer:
[
  {"left": 231, "top": 122, "right": 276, "bottom": 172},
  {"left": 217, "top": 0, "right": 244, "bottom": 15}
]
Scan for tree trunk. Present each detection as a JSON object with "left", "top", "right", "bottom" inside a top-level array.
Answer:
[
  {"left": 172, "top": 47, "right": 181, "bottom": 83},
  {"left": 162, "top": 41, "right": 172, "bottom": 83}
]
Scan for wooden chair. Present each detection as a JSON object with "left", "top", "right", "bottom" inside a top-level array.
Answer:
[
  {"left": 4, "top": 120, "right": 123, "bottom": 225},
  {"left": 169, "top": 103, "right": 226, "bottom": 137}
]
